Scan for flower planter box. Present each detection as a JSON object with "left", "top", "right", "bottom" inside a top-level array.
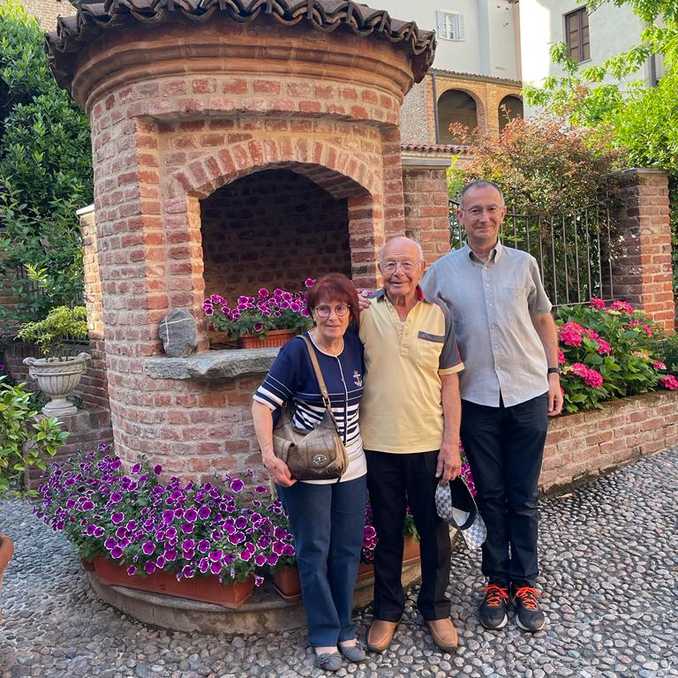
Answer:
[
  {"left": 238, "top": 329, "right": 296, "bottom": 349},
  {"left": 358, "top": 534, "right": 420, "bottom": 583},
  {"left": 92, "top": 557, "right": 254, "bottom": 608},
  {"left": 271, "top": 566, "right": 301, "bottom": 601}
]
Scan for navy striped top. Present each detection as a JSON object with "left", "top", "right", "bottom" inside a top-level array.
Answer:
[{"left": 253, "top": 331, "right": 367, "bottom": 484}]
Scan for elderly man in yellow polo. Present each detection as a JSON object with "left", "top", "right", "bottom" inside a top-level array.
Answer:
[{"left": 359, "top": 236, "right": 464, "bottom": 653}]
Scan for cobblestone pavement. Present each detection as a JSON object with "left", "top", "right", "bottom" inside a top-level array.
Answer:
[{"left": 1, "top": 448, "right": 676, "bottom": 678}]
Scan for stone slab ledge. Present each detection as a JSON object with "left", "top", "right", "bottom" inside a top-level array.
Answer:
[{"left": 144, "top": 348, "right": 280, "bottom": 381}]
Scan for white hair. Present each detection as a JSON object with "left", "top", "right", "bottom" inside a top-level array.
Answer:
[{"left": 379, "top": 236, "right": 424, "bottom": 262}]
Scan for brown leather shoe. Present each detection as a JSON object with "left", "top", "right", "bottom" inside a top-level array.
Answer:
[
  {"left": 426, "top": 618, "right": 459, "bottom": 651},
  {"left": 366, "top": 619, "right": 399, "bottom": 653}
]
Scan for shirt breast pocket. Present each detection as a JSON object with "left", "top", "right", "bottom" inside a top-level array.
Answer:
[{"left": 416, "top": 331, "right": 444, "bottom": 366}]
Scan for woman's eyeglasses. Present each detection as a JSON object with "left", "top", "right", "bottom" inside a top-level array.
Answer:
[{"left": 314, "top": 304, "right": 350, "bottom": 319}]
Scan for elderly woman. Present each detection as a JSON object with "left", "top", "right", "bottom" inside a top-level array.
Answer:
[{"left": 251, "top": 273, "right": 367, "bottom": 672}]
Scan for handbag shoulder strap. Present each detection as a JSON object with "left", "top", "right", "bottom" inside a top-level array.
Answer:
[{"left": 301, "top": 335, "right": 332, "bottom": 409}]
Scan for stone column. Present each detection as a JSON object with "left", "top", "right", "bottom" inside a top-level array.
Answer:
[
  {"left": 401, "top": 151, "right": 452, "bottom": 265},
  {"left": 612, "top": 168, "right": 675, "bottom": 332}
]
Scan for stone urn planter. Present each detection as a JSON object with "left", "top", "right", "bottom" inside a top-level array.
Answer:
[
  {"left": 91, "top": 556, "right": 255, "bottom": 608},
  {"left": 0, "top": 533, "right": 14, "bottom": 590},
  {"left": 23, "top": 353, "right": 90, "bottom": 417}
]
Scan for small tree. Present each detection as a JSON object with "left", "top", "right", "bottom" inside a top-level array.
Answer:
[
  {"left": 0, "top": 0, "right": 92, "bottom": 323},
  {"left": 447, "top": 117, "right": 625, "bottom": 212}
]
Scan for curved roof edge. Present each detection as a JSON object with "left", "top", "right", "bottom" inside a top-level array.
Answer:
[{"left": 46, "top": 0, "right": 437, "bottom": 91}]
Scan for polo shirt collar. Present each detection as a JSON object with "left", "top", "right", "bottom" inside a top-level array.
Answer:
[
  {"left": 376, "top": 286, "right": 428, "bottom": 303},
  {"left": 465, "top": 240, "right": 503, "bottom": 264}
]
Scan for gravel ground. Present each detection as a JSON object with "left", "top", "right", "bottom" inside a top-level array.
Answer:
[{"left": 1, "top": 447, "right": 676, "bottom": 678}]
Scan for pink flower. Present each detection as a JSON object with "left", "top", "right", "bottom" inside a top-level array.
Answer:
[
  {"left": 559, "top": 321, "right": 584, "bottom": 347},
  {"left": 590, "top": 297, "right": 606, "bottom": 310},
  {"left": 304, "top": 278, "right": 316, "bottom": 288},
  {"left": 558, "top": 350, "right": 566, "bottom": 365},
  {"left": 596, "top": 339, "right": 612, "bottom": 355},
  {"left": 253, "top": 322, "right": 264, "bottom": 334},
  {"left": 257, "top": 288, "right": 270, "bottom": 299},
  {"left": 609, "top": 300, "right": 634, "bottom": 314},
  {"left": 659, "top": 374, "right": 678, "bottom": 390},
  {"left": 570, "top": 363, "right": 604, "bottom": 389},
  {"left": 652, "top": 361, "right": 667, "bottom": 371},
  {"left": 642, "top": 324, "right": 653, "bottom": 337},
  {"left": 582, "top": 327, "right": 600, "bottom": 341}
]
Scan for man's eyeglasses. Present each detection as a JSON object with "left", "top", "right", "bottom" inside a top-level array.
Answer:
[
  {"left": 464, "top": 205, "right": 502, "bottom": 216},
  {"left": 314, "top": 303, "right": 350, "bottom": 319},
  {"left": 381, "top": 260, "right": 419, "bottom": 274}
]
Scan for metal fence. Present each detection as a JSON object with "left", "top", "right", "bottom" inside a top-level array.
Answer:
[{"left": 449, "top": 201, "right": 619, "bottom": 306}]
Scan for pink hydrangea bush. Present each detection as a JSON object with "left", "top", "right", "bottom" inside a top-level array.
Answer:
[
  {"left": 203, "top": 279, "right": 315, "bottom": 340},
  {"left": 557, "top": 299, "right": 677, "bottom": 413}
]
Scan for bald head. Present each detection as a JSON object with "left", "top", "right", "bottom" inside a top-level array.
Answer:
[{"left": 379, "top": 236, "right": 423, "bottom": 263}]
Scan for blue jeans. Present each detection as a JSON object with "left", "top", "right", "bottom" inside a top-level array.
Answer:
[{"left": 277, "top": 476, "right": 367, "bottom": 647}]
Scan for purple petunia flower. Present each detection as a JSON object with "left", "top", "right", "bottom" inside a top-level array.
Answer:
[
  {"left": 181, "top": 538, "right": 196, "bottom": 552},
  {"left": 127, "top": 565, "right": 137, "bottom": 576},
  {"left": 184, "top": 508, "right": 198, "bottom": 523},
  {"left": 155, "top": 555, "right": 166, "bottom": 569},
  {"left": 181, "top": 565, "right": 195, "bottom": 579},
  {"left": 198, "top": 557, "right": 210, "bottom": 574},
  {"left": 126, "top": 520, "right": 137, "bottom": 531},
  {"left": 131, "top": 463, "right": 142, "bottom": 474},
  {"left": 267, "top": 554, "right": 279, "bottom": 567},
  {"left": 208, "top": 549, "right": 223, "bottom": 563},
  {"left": 85, "top": 524, "right": 97, "bottom": 536},
  {"left": 165, "top": 526, "right": 177, "bottom": 540},
  {"left": 210, "top": 562, "right": 222, "bottom": 575},
  {"left": 254, "top": 554, "right": 267, "bottom": 567},
  {"left": 230, "top": 478, "right": 245, "bottom": 493},
  {"left": 115, "top": 527, "right": 127, "bottom": 539},
  {"left": 81, "top": 499, "right": 95, "bottom": 511},
  {"left": 154, "top": 465, "right": 162, "bottom": 475},
  {"left": 197, "top": 539, "right": 210, "bottom": 554},
  {"left": 94, "top": 527, "right": 105, "bottom": 538},
  {"left": 111, "top": 546, "right": 124, "bottom": 559},
  {"left": 109, "top": 492, "right": 122, "bottom": 504},
  {"left": 235, "top": 516, "right": 247, "bottom": 530},
  {"left": 144, "top": 562, "right": 156, "bottom": 575},
  {"left": 142, "top": 541, "right": 155, "bottom": 556},
  {"left": 254, "top": 575, "right": 264, "bottom": 587},
  {"left": 111, "top": 512, "right": 124, "bottom": 525},
  {"left": 197, "top": 505, "right": 211, "bottom": 521},
  {"left": 164, "top": 549, "right": 177, "bottom": 562},
  {"left": 180, "top": 522, "right": 194, "bottom": 535},
  {"left": 104, "top": 537, "right": 116, "bottom": 550}
]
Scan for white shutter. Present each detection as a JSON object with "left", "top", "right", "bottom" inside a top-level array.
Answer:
[
  {"left": 456, "top": 13, "right": 465, "bottom": 40},
  {"left": 435, "top": 10, "right": 447, "bottom": 38}
]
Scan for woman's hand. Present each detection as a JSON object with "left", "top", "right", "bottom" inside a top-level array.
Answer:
[
  {"left": 263, "top": 454, "right": 296, "bottom": 487},
  {"left": 357, "top": 289, "right": 373, "bottom": 312}
]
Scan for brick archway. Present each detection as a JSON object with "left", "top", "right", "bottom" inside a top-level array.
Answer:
[{"left": 164, "top": 139, "right": 382, "bottom": 350}]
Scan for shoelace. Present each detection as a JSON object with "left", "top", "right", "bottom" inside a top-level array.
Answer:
[
  {"left": 485, "top": 584, "right": 510, "bottom": 608},
  {"left": 513, "top": 586, "right": 540, "bottom": 610}
]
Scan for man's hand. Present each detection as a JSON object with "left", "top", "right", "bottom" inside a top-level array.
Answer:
[
  {"left": 357, "top": 289, "right": 373, "bottom": 312},
  {"left": 436, "top": 439, "right": 462, "bottom": 484},
  {"left": 263, "top": 454, "right": 296, "bottom": 487},
  {"left": 547, "top": 373, "right": 563, "bottom": 416}
]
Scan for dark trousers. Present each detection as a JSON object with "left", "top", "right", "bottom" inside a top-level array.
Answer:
[
  {"left": 460, "top": 394, "right": 548, "bottom": 588},
  {"left": 277, "top": 476, "right": 367, "bottom": 647},
  {"left": 366, "top": 450, "right": 451, "bottom": 621}
]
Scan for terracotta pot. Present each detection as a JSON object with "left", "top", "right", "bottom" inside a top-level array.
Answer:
[
  {"left": 402, "top": 534, "right": 420, "bottom": 565},
  {"left": 92, "top": 556, "right": 254, "bottom": 608},
  {"left": 357, "top": 562, "right": 374, "bottom": 583},
  {"left": 271, "top": 566, "right": 301, "bottom": 601},
  {"left": 238, "top": 329, "right": 296, "bottom": 349},
  {"left": 0, "top": 533, "right": 14, "bottom": 590},
  {"left": 23, "top": 352, "right": 90, "bottom": 417}
]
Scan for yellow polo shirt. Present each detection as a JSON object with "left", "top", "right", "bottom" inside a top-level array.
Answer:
[{"left": 359, "top": 289, "right": 464, "bottom": 454}]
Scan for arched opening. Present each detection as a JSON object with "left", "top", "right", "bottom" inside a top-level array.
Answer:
[
  {"left": 200, "top": 168, "right": 352, "bottom": 338},
  {"left": 498, "top": 95, "right": 523, "bottom": 131},
  {"left": 437, "top": 89, "right": 478, "bottom": 143}
]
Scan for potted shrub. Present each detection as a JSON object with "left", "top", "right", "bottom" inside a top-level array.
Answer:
[
  {"left": 17, "top": 306, "right": 90, "bottom": 417},
  {"left": 34, "top": 446, "right": 296, "bottom": 608},
  {"left": 0, "top": 376, "right": 68, "bottom": 494},
  {"left": 203, "top": 279, "right": 315, "bottom": 349}
]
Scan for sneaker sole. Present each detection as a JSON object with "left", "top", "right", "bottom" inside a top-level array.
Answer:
[
  {"left": 480, "top": 614, "right": 508, "bottom": 630},
  {"left": 516, "top": 617, "right": 545, "bottom": 632}
]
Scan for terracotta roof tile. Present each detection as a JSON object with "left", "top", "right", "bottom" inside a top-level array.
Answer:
[{"left": 46, "top": 0, "right": 436, "bottom": 91}]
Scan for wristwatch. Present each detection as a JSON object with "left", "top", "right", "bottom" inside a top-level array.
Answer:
[{"left": 547, "top": 367, "right": 561, "bottom": 375}]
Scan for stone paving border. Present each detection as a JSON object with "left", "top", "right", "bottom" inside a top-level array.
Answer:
[{"left": 1, "top": 447, "right": 676, "bottom": 677}]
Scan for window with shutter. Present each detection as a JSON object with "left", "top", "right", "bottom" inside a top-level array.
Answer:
[
  {"left": 564, "top": 8, "right": 590, "bottom": 63},
  {"left": 435, "top": 10, "right": 465, "bottom": 42}
]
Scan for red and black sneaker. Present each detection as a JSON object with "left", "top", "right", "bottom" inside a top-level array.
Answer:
[
  {"left": 512, "top": 586, "right": 546, "bottom": 632},
  {"left": 479, "top": 584, "right": 510, "bottom": 630}
]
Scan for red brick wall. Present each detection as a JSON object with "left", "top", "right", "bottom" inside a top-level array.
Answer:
[
  {"left": 201, "top": 169, "right": 351, "bottom": 302},
  {"left": 612, "top": 169, "right": 675, "bottom": 332},
  {"left": 402, "top": 163, "right": 451, "bottom": 264},
  {"left": 540, "top": 390, "right": 678, "bottom": 492}
]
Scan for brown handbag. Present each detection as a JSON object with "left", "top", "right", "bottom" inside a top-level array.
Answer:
[{"left": 272, "top": 335, "right": 349, "bottom": 481}]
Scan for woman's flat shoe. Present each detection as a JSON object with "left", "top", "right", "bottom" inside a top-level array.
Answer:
[
  {"left": 339, "top": 642, "right": 367, "bottom": 663},
  {"left": 313, "top": 652, "right": 342, "bottom": 671}
]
